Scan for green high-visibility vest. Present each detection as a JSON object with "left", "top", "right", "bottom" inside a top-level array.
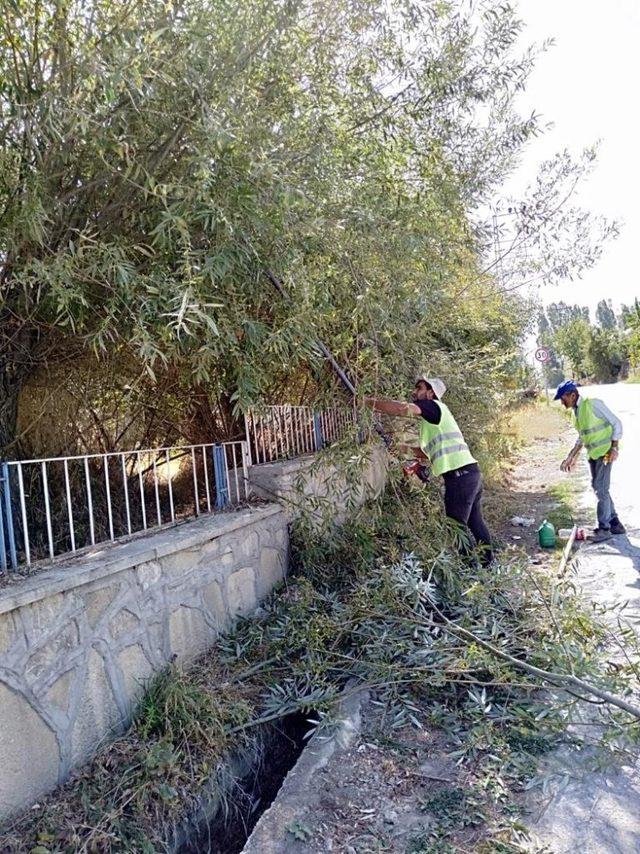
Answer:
[
  {"left": 419, "top": 402, "right": 476, "bottom": 476},
  {"left": 575, "top": 398, "right": 613, "bottom": 460}
]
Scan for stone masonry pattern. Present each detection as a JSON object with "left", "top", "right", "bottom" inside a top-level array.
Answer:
[
  {"left": 0, "top": 506, "right": 287, "bottom": 817},
  {"left": 0, "top": 444, "right": 385, "bottom": 819}
]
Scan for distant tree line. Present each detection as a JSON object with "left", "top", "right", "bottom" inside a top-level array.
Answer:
[{"left": 538, "top": 299, "right": 637, "bottom": 385}]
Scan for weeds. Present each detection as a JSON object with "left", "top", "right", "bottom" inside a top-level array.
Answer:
[
  {"left": 546, "top": 480, "right": 581, "bottom": 530},
  {"left": 135, "top": 665, "right": 252, "bottom": 748},
  {"left": 407, "top": 833, "right": 457, "bottom": 854},
  {"left": 0, "top": 663, "right": 261, "bottom": 853},
  {"left": 420, "top": 785, "right": 486, "bottom": 837}
]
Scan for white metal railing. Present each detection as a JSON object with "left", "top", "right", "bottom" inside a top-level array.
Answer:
[
  {"left": 0, "top": 441, "right": 250, "bottom": 570},
  {"left": 245, "top": 405, "right": 355, "bottom": 465}
]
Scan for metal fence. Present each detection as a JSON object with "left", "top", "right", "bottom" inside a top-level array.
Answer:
[
  {"left": 0, "top": 441, "right": 249, "bottom": 570},
  {"left": 0, "top": 404, "right": 357, "bottom": 571},
  {"left": 245, "top": 405, "right": 355, "bottom": 465}
]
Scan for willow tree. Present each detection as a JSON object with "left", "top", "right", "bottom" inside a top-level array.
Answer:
[{"left": 0, "top": 0, "right": 612, "bottom": 454}]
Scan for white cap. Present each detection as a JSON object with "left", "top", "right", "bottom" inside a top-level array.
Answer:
[{"left": 415, "top": 376, "right": 446, "bottom": 399}]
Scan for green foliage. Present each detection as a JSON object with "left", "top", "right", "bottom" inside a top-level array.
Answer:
[
  {"left": 596, "top": 299, "right": 617, "bottom": 331},
  {"left": 407, "top": 834, "right": 456, "bottom": 854},
  {"left": 0, "top": 0, "right": 615, "bottom": 455},
  {"left": 588, "top": 327, "right": 626, "bottom": 383},
  {"left": 420, "top": 786, "right": 486, "bottom": 832},
  {"left": 622, "top": 299, "right": 640, "bottom": 369},
  {"left": 134, "top": 664, "right": 252, "bottom": 749},
  {"left": 554, "top": 317, "right": 592, "bottom": 380},
  {"left": 546, "top": 302, "right": 590, "bottom": 329}
]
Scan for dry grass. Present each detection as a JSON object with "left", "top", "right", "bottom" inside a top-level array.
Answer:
[
  {"left": 504, "top": 400, "right": 569, "bottom": 446},
  {"left": 0, "top": 663, "right": 260, "bottom": 853}
]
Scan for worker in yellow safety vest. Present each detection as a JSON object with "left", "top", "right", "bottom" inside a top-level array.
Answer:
[
  {"left": 555, "top": 380, "right": 625, "bottom": 542},
  {"left": 364, "top": 376, "right": 494, "bottom": 566}
]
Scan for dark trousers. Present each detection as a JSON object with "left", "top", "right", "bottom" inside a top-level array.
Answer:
[
  {"left": 443, "top": 464, "right": 494, "bottom": 566},
  {"left": 588, "top": 456, "right": 618, "bottom": 529}
]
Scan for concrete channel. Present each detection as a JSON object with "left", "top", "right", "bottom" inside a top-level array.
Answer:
[
  {"left": 171, "top": 685, "right": 367, "bottom": 853},
  {"left": 242, "top": 687, "right": 368, "bottom": 854}
]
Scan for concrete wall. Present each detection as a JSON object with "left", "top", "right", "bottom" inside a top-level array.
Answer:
[{"left": 0, "top": 505, "right": 287, "bottom": 817}]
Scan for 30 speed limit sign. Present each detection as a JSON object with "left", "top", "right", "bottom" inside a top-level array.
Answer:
[{"left": 535, "top": 347, "right": 549, "bottom": 363}]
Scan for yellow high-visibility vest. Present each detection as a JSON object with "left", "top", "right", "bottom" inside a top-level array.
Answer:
[
  {"left": 576, "top": 399, "right": 613, "bottom": 461},
  {"left": 419, "top": 402, "right": 476, "bottom": 476}
]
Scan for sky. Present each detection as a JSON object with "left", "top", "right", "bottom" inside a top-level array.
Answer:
[{"left": 510, "top": 0, "right": 640, "bottom": 318}]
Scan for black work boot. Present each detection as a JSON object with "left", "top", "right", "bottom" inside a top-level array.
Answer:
[
  {"left": 610, "top": 518, "right": 626, "bottom": 535},
  {"left": 592, "top": 527, "right": 612, "bottom": 542}
]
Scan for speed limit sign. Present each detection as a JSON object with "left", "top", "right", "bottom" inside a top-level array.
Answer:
[{"left": 535, "top": 347, "right": 549, "bottom": 363}]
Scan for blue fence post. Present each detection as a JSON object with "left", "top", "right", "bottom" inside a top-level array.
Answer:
[
  {"left": 1, "top": 463, "right": 17, "bottom": 570},
  {"left": 313, "top": 412, "right": 324, "bottom": 451},
  {"left": 0, "top": 465, "right": 6, "bottom": 572},
  {"left": 212, "top": 444, "right": 230, "bottom": 510}
]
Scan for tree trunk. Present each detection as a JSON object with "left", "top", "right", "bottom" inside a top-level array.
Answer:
[
  {"left": 0, "top": 366, "right": 21, "bottom": 459},
  {"left": 180, "top": 387, "right": 242, "bottom": 445},
  {"left": 0, "top": 319, "right": 34, "bottom": 459}
]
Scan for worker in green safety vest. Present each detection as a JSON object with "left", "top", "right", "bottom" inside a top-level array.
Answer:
[
  {"left": 364, "top": 376, "right": 494, "bottom": 566},
  {"left": 555, "top": 380, "right": 625, "bottom": 542}
]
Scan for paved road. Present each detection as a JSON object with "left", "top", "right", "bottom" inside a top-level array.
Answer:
[{"left": 528, "top": 382, "right": 640, "bottom": 853}]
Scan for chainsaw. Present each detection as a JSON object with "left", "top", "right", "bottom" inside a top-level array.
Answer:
[{"left": 402, "top": 459, "right": 431, "bottom": 484}]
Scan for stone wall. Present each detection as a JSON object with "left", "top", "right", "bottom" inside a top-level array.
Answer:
[
  {"left": 248, "top": 443, "right": 388, "bottom": 524},
  {"left": 0, "top": 505, "right": 287, "bottom": 818},
  {"left": 0, "top": 440, "right": 389, "bottom": 820}
]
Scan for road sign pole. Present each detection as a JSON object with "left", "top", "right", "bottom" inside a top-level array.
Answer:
[{"left": 534, "top": 347, "right": 551, "bottom": 403}]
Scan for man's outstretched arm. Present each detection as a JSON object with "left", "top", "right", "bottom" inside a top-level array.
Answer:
[
  {"left": 363, "top": 397, "right": 421, "bottom": 417},
  {"left": 561, "top": 437, "right": 583, "bottom": 472}
]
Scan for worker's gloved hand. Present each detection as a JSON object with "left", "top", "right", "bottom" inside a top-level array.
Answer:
[
  {"left": 560, "top": 455, "right": 576, "bottom": 472},
  {"left": 402, "top": 460, "right": 421, "bottom": 478}
]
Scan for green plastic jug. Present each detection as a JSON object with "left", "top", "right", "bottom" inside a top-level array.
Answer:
[{"left": 538, "top": 519, "right": 556, "bottom": 549}]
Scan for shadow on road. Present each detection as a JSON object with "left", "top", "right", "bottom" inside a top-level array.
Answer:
[
  {"left": 597, "top": 529, "right": 640, "bottom": 565},
  {"left": 575, "top": 529, "right": 640, "bottom": 626}
]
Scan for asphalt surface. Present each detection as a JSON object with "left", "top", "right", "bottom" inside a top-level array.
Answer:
[{"left": 528, "top": 383, "right": 640, "bottom": 853}]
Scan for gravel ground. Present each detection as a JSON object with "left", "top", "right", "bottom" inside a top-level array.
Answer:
[{"left": 248, "top": 700, "right": 492, "bottom": 854}]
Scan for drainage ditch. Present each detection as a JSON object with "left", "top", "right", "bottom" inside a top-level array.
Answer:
[{"left": 176, "top": 712, "right": 316, "bottom": 854}]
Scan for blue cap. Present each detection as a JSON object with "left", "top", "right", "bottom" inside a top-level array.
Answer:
[{"left": 554, "top": 380, "right": 578, "bottom": 401}]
